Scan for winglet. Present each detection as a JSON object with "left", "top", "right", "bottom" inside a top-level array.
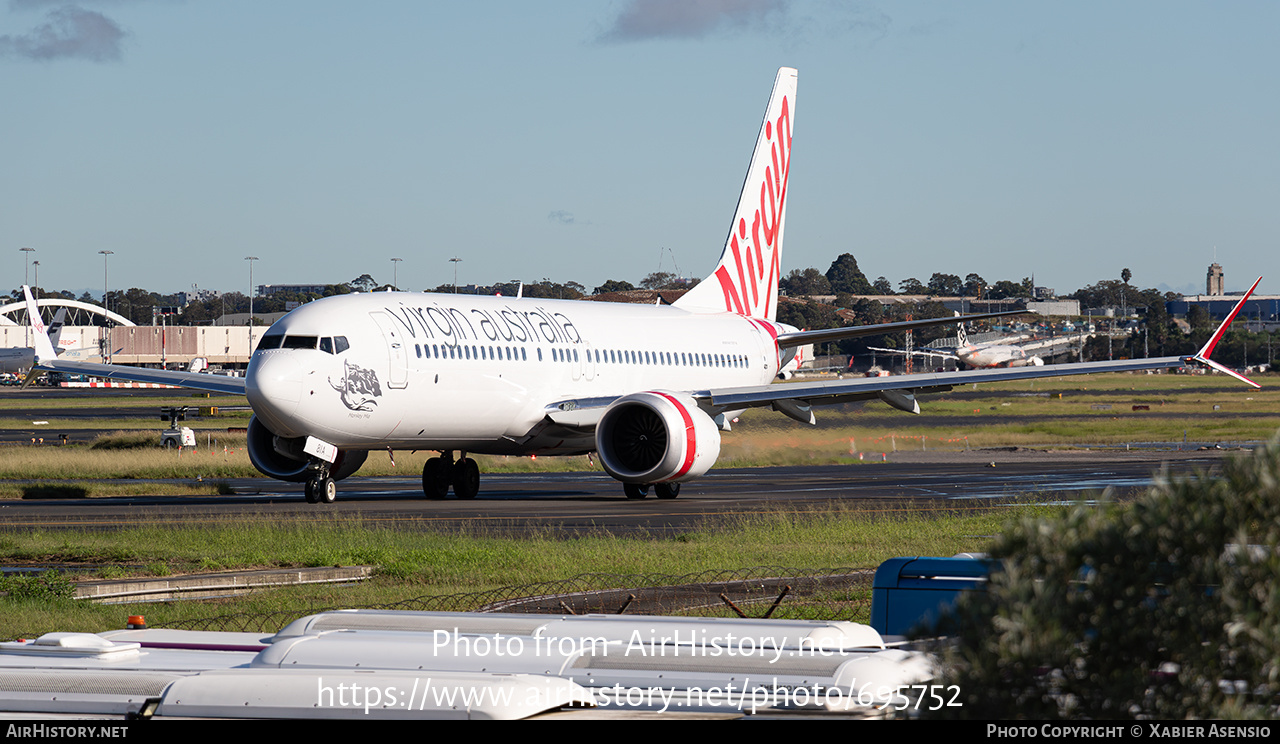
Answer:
[
  {"left": 21, "top": 286, "right": 57, "bottom": 364},
  {"left": 1186, "top": 276, "right": 1262, "bottom": 389}
]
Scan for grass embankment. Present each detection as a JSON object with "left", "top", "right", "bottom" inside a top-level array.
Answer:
[
  {"left": 0, "top": 503, "right": 1051, "bottom": 638},
  {"left": 0, "top": 395, "right": 251, "bottom": 431}
]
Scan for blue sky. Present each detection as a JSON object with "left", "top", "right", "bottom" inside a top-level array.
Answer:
[{"left": 3, "top": 1, "right": 1276, "bottom": 299}]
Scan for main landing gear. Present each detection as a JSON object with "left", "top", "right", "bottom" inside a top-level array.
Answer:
[
  {"left": 422, "top": 451, "right": 480, "bottom": 499},
  {"left": 623, "top": 482, "right": 680, "bottom": 500}
]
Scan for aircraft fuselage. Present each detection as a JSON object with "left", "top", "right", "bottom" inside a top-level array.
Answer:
[{"left": 246, "top": 291, "right": 784, "bottom": 455}]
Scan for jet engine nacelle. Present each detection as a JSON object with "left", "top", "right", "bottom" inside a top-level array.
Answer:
[
  {"left": 246, "top": 416, "right": 367, "bottom": 483},
  {"left": 1008, "top": 356, "right": 1045, "bottom": 367},
  {"left": 596, "top": 391, "right": 721, "bottom": 484}
]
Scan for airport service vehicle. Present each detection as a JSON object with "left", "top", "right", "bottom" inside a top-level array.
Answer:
[{"left": 25, "top": 68, "right": 1261, "bottom": 504}]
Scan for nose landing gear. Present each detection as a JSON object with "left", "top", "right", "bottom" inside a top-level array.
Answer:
[{"left": 304, "top": 472, "right": 336, "bottom": 504}]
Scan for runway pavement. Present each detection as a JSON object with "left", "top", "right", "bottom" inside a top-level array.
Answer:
[{"left": 0, "top": 448, "right": 1237, "bottom": 535}]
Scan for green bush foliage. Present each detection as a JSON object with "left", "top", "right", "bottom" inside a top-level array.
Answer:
[
  {"left": 0, "top": 571, "right": 76, "bottom": 601},
  {"left": 932, "top": 436, "right": 1280, "bottom": 719}
]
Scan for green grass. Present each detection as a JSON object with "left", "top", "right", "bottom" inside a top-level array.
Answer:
[
  {"left": 0, "top": 503, "right": 1056, "bottom": 638},
  {"left": 0, "top": 481, "right": 234, "bottom": 499},
  {"left": 0, "top": 395, "right": 249, "bottom": 411}
]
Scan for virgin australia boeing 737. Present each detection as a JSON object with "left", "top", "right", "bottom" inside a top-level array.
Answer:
[{"left": 26, "top": 68, "right": 1261, "bottom": 504}]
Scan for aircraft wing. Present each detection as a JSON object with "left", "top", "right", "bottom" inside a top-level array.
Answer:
[
  {"left": 547, "top": 278, "right": 1261, "bottom": 428},
  {"left": 30, "top": 357, "right": 247, "bottom": 395},
  {"left": 705, "top": 277, "right": 1263, "bottom": 414},
  {"left": 699, "top": 355, "right": 1194, "bottom": 414},
  {"left": 21, "top": 286, "right": 246, "bottom": 396}
]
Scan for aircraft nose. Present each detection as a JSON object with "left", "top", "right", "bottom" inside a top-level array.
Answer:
[{"left": 246, "top": 352, "right": 303, "bottom": 432}]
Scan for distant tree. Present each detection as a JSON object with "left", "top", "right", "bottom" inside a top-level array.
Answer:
[
  {"left": 775, "top": 299, "right": 842, "bottom": 331},
  {"left": 963, "top": 273, "right": 986, "bottom": 297},
  {"left": 988, "top": 279, "right": 1032, "bottom": 300},
  {"left": 182, "top": 301, "right": 212, "bottom": 324},
  {"left": 825, "top": 254, "right": 873, "bottom": 294},
  {"left": 1185, "top": 304, "right": 1212, "bottom": 331},
  {"left": 847, "top": 297, "right": 885, "bottom": 325},
  {"left": 593, "top": 279, "right": 635, "bottom": 294},
  {"left": 1121, "top": 267, "right": 1132, "bottom": 286},
  {"left": 780, "top": 268, "right": 831, "bottom": 296},
  {"left": 898, "top": 277, "right": 926, "bottom": 294},
  {"left": 1071, "top": 280, "right": 1125, "bottom": 308},
  {"left": 640, "top": 271, "right": 678, "bottom": 290},
  {"left": 927, "top": 273, "right": 963, "bottom": 296},
  {"left": 522, "top": 281, "right": 584, "bottom": 300},
  {"left": 347, "top": 274, "right": 377, "bottom": 293},
  {"left": 872, "top": 276, "right": 894, "bottom": 295}
]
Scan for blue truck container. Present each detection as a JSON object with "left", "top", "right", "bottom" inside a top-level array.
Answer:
[{"left": 869, "top": 556, "right": 995, "bottom": 637}]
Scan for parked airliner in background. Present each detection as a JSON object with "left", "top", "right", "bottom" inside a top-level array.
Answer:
[
  {"left": 26, "top": 68, "right": 1261, "bottom": 504},
  {"left": 871, "top": 323, "right": 1045, "bottom": 369},
  {"left": 0, "top": 308, "right": 70, "bottom": 374}
]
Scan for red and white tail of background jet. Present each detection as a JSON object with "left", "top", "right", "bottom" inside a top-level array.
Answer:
[
  {"left": 1187, "top": 276, "right": 1262, "bottom": 388},
  {"left": 675, "top": 67, "right": 796, "bottom": 322}
]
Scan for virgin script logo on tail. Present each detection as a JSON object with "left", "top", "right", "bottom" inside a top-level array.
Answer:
[{"left": 714, "top": 94, "right": 792, "bottom": 320}]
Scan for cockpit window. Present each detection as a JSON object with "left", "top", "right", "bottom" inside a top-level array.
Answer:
[
  {"left": 334, "top": 336, "right": 349, "bottom": 354},
  {"left": 257, "top": 334, "right": 284, "bottom": 350},
  {"left": 319, "top": 337, "right": 334, "bottom": 354},
  {"left": 282, "top": 335, "right": 318, "bottom": 349}
]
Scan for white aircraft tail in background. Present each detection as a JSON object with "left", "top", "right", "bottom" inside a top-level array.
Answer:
[{"left": 0, "top": 298, "right": 71, "bottom": 374}]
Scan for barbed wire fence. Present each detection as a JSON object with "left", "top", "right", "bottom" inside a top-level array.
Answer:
[{"left": 162, "top": 566, "right": 877, "bottom": 634}]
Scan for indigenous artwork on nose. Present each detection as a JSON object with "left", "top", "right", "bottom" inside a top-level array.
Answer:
[{"left": 330, "top": 360, "right": 382, "bottom": 412}]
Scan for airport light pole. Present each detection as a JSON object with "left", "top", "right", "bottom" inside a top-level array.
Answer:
[
  {"left": 21, "top": 248, "right": 34, "bottom": 347},
  {"left": 99, "top": 250, "right": 114, "bottom": 363},
  {"left": 20, "top": 247, "right": 34, "bottom": 286},
  {"left": 391, "top": 257, "right": 402, "bottom": 291},
  {"left": 245, "top": 256, "right": 259, "bottom": 356},
  {"left": 450, "top": 257, "right": 462, "bottom": 293},
  {"left": 31, "top": 260, "right": 40, "bottom": 351}
]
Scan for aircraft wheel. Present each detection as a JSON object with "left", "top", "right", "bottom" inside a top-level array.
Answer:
[
  {"left": 655, "top": 483, "right": 680, "bottom": 499},
  {"left": 453, "top": 457, "right": 480, "bottom": 499},
  {"left": 310, "top": 476, "right": 336, "bottom": 504},
  {"left": 422, "top": 457, "right": 450, "bottom": 499},
  {"left": 304, "top": 479, "right": 319, "bottom": 504},
  {"left": 624, "top": 483, "right": 649, "bottom": 500}
]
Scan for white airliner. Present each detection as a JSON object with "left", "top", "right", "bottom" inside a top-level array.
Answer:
[
  {"left": 0, "top": 307, "right": 70, "bottom": 374},
  {"left": 25, "top": 68, "right": 1261, "bottom": 504},
  {"left": 871, "top": 324, "right": 1045, "bottom": 369}
]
